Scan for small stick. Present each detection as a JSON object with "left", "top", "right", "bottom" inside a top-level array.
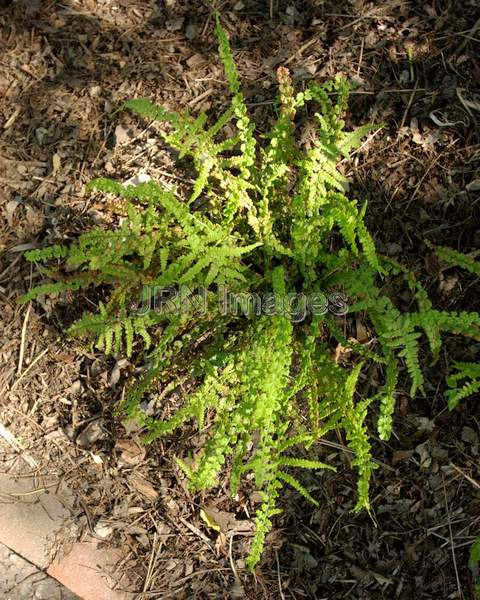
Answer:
[
  {"left": 188, "top": 88, "right": 213, "bottom": 108},
  {"left": 275, "top": 551, "right": 286, "bottom": 600},
  {"left": 178, "top": 515, "right": 213, "bottom": 546},
  {"left": 450, "top": 463, "right": 480, "bottom": 490},
  {"left": 11, "top": 347, "right": 49, "bottom": 391},
  {"left": 17, "top": 303, "right": 31, "bottom": 376},
  {"left": 228, "top": 532, "right": 245, "bottom": 597},
  {"left": 0, "top": 421, "right": 38, "bottom": 468},
  {"left": 357, "top": 37, "right": 365, "bottom": 77},
  {"left": 399, "top": 79, "right": 419, "bottom": 130},
  {"left": 0, "top": 255, "right": 21, "bottom": 281},
  {"left": 443, "top": 476, "right": 463, "bottom": 599},
  {"left": 143, "top": 531, "right": 158, "bottom": 593},
  {"left": 456, "top": 15, "right": 480, "bottom": 53},
  {"left": 285, "top": 38, "right": 317, "bottom": 66}
]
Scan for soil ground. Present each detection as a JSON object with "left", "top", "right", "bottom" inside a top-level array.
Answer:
[{"left": 0, "top": 1, "right": 479, "bottom": 599}]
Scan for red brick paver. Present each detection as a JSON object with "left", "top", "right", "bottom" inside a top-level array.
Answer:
[
  {"left": 47, "top": 538, "right": 135, "bottom": 600},
  {"left": 0, "top": 471, "right": 134, "bottom": 600}
]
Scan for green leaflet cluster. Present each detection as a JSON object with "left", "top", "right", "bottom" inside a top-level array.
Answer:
[
  {"left": 430, "top": 242, "right": 480, "bottom": 276},
  {"left": 21, "top": 14, "right": 479, "bottom": 569},
  {"left": 446, "top": 362, "right": 480, "bottom": 410},
  {"left": 470, "top": 537, "right": 480, "bottom": 595},
  {"left": 425, "top": 243, "right": 480, "bottom": 410}
]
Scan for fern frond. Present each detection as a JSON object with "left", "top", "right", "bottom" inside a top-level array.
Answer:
[
  {"left": 337, "top": 123, "right": 380, "bottom": 158},
  {"left": 276, "top": 457, "right": 335, "bottom": 471},
  {"left": 215, "top": 14, "right": 255, "bottom": 175},
  {"left": 246, "top": 479, "right": 282, "bottom": 570},
  {"left": 276, "top": 471, "right": 319, "bottom": 506},
  {"left": 376, "top": 351, "right": 398, "bottom": 441},
  {"left": 24, "top": 244, "right": 69, "bottom": 262},
  {"left": 119, "top": 97, "right": 180, "bottom": 124},
  {"left": 20, "top": 275, "right": 101, "bottom": 304},
  {"left": 446, "top": 362, "right": 480, "bottom": 409},
  {"left": 431, "top": 243, "right": 480, "bottom": 275}
]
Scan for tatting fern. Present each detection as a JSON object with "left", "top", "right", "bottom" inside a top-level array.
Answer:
[{"left": 20, "top": 14, "right": 480, "bottom": 569}]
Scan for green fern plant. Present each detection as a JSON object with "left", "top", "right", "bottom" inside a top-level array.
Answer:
[
  {"left": 430, "top": 242, "right": 480, "bottom": 276},
  {"left": 446, "top": 362, "right": 480, "bottom": 409},
  {"left": 21, "top": 15, "right": 480, "bottom": 569},
  {"left": 471, "top": 537, "right": 480, "bottom": 596},
  {"left": 424, "top": 242, "right": 480, "bottom": 408}
]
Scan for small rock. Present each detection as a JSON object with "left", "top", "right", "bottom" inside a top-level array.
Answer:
[
  {"left": 166, "top": 17, "right": 184, "bottom": 31},
  {"left": 114, "top": 124, "right": 130, "bottom": 146},
  {"left": 35, "top": 127, "right": 48, "bottom": 145},
  {"left": 416, "top": 442, "right": 432, "bottom": 469},
  {"left": 94, "top": 519, "right": 114, "bottom": 539},
  {"left": 386, "top": 242, "right": 402, "bottom": 256},
  {"left": 34, "top": 579, "right": 61, "bottom": 600},
  {"left": 185, "top": 22, "right": 197, "bottom": 40},
  {"left": 67, "top": 380, "right": 83, "bottom": 396},
  {"left": 123, "top": 171, "right": 151, "bottom": 186},
  {"left": 9, "top": 552, "right": 30, "bottom": 568},
  {"left": 462, "top": 426, "right": 479, "bottom": 445},
  {"left": 415, "top": 416, "right": 435, "bottom": 432},
  {"left": 89, "top": 85, "right": 101, "bottom": 97},
  {"left": 466, "top": 180, "right": 480, "bottom": 192},
  {"left": 76, "top": 419, "right": 105, "bottom": 447},
  {"left": 109, "top": 363, "right": 121, "bottom": 387}
]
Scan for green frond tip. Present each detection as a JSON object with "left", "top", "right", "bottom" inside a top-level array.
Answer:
[
  {"left": 246, "top": 483, "right": 282, "bottom": 570},
  {"left": 429, "top": 243, "right": 480, "bottom": 276},
  {"left": 118, "top": 98, "right": 179, "bottom": 124},
  {"left": 377, "top": 355, "right": 398, "bottom": 441},
  {"left": 277, "top": 471, "right": 319, "bottom": 506},
  {"left": 446, "top": 362, "right": 480, "bottom": 409},
  {"left": 337, "top": 123, "right": 381, "bottom": 158},
  {"left": 214, "top": 13, "right": 255, "bottom": 174},
  {"left": 19, "top": 277, "right": 97, "bottom": 304},
  {"left": 470, "top": 537, "right": 480, "bottom": 595},
  {"left": 277, "top": 457, "right": 336, "bottom": 471},
  {"left": 175, "top": 456, "right": 194, "bottom": 479},
  {"left": 214, "top": 13, "right": 240, "bottom": 96},
  {"left": 470, "top": 537, "right": 480, "bottom": 566},
  {"left": 24, "top": 244, "right": 68, "bottom": 262}
]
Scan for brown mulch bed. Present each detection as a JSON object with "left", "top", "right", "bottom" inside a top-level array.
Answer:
[{"left": 1, "top": 1, "right": 479, "bottom": 598}]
